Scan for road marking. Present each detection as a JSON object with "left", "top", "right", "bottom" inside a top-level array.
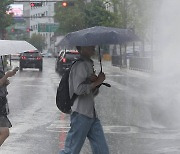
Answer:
[
  {"left": 58, "top": 113, "right": 67, "bottom": 149},
  {"left": 106, "top": 74, "right": 124, "bottom": 77},
  {"left": 47, "top": 123, "right": 138, "bottom": 134}
]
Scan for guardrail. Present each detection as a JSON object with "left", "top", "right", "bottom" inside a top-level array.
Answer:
[
  {"left": 111, "top": 55, "right": 122, "bottom": 67},
  {"left": 129, "top": 57, "right": 152, "bottom": 72}
]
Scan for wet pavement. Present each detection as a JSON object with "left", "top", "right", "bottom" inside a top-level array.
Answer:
[{"left": 1, "top": 58, "right": 180, "bottom": 154}]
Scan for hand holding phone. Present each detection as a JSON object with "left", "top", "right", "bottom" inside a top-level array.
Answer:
[{"left": 13, "top": 67, "right": 19, "bottom": 72}]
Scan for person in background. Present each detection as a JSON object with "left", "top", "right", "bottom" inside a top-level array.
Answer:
[
  {"left": 60, "top": 46, "right": 109, "bottom": 154},
  {"left": 0, "top": 69, "right": 18, "bottom": 146}
]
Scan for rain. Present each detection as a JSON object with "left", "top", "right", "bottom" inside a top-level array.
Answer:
[{"left": 1, "top": 0, "right": 180, "bottom": 154}]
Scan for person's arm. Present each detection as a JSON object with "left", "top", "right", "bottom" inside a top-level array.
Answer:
[
  {"left": 72, "top": 62, "right": 93, "bottom": 95},
  {"left": 72, "top": 63, "right": 106, "bottom": 95},
  {"left": 0, "top": 70, "right": 17, "bottom": 86}
]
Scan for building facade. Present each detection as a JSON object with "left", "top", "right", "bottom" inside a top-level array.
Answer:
[{"left": 23, "top": 0, "right": 56, "bottom": 52}]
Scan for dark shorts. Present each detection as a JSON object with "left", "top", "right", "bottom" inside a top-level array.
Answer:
[
  {"left": 0, "top": 97, "right": 9, "bottom": 115},
  {"left": 0, "top": 115, "right": 12, "bottom": 128},
  {"left": 0, "top": 97, "right": 11, "bottom": 128}
]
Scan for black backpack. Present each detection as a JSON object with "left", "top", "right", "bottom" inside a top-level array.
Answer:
[{"left": 56, "top": 59, "right": 83, "bottom": 114}]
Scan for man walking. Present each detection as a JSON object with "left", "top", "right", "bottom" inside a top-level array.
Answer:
[{"left": 60, "top": 46, "right": 109, "bottom": 154}]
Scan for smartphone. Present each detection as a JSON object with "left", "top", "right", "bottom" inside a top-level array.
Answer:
[{"left": 13, "top": 67, "right": 19, "bottom": 72}]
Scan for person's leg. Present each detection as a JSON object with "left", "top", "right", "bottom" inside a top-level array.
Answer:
[
  {"left": 0, "top": 127, "right": 9, "bottom": 146},
  {"left": 87, "top": 118, "right": 109, "bottom": 154},
  {"left": 60, "top": 112, "right": 93, "bottom": 154}
]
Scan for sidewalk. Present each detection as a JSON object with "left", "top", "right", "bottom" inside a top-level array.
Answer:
[
  {"left": 94, "top": 59, "right": 165, "bottom": 129},
  {"left": 94, "top": 59, "right": 151, "bottom": 79}
]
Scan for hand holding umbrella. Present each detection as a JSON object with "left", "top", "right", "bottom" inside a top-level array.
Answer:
[
  {"left": 96, "top": 72, "right": 111, "bottom": 88},
  {"left": 90, "top": 72, "right": 110, "bottom": 88},
  {"left": 90, "top": 72, "right": 111, "bottom": 88},
  {"left": 91, "top": 72, "right": 105, "bottom": 89}
]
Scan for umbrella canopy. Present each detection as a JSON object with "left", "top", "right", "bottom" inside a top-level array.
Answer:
[
  {"left": 58, "top": 26, "right": 140, "bottom": 47},
  {"left": 0, "top": 40, "right": 37, "bottom": 55}
]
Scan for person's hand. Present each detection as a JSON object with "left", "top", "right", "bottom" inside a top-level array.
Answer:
[
  {"left": 5, "top": 70, "right": 17, "bottom": 78},
  {"left": 4, "top": 79, "right": 10, "bottom": 86},
  {"left": 90, "top": 74, "right": 98, "bottom": 82},
  {"left": 94, "top": 72, "right": 105, "bottom": 87},
  {"left": 97, "top": 72, "right": 105, "bottom": 84},
  {"left": 91, "top": 72, "right": 106, "bottom": 89}
]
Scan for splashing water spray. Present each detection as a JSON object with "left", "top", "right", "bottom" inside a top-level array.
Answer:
[{"left": 151, "top": 0, "right": 180, "bottom": 128}]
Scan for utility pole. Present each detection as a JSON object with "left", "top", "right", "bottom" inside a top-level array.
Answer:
[{"left": 123, "top": 0, "right": 127, "bottom": 67}]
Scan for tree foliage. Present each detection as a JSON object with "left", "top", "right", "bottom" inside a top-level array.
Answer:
[
  {"left": 0, "top": 0, "right": 13, "bottom": 39},
  {"left": 55, "top": 0, "right": 162, "bottom": 42},
  {"left": 84, "top": 0, "right": 117, "bottom": 27},
  {"left": 28, "top": 34, "right": 46, "bottom": 52},
  {"left": 54, "top": 0, "right": 86, "bottom": 34},
  {"left": 54, "top": 0, "right": 118, "bottom": 34}
]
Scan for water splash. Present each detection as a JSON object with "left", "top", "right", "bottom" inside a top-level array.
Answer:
[{"left": 152, "top": 0, "right": 180, "bottom": 128}]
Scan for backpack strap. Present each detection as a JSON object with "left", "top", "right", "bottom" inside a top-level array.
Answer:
[
  {"left": 69, "top": 58, "right": 84, "bottom": 104},
  {"left": 72, "top": 58, "right": 83, "bottom": 65}
]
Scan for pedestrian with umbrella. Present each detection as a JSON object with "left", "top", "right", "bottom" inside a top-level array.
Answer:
[
  {"left": 0, "top": 69, "right": 18, "bottom": 146},
  {"left": 0, "top": 40, "right": 37, "bottom": 146},
  {"left": 58, "top": 26, "right": 140, "bottom": 154},
  {"left": 60, "top": 45, "right": 109, "bottom": 154}
]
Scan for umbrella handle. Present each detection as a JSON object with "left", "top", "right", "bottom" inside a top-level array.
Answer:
[
  {"left": 98, "top": 46, "right": 102, "bottom": 72},
  {"left": 96, "top": 82, "right": 111, "bottom": 88},
  {"left": 102, "top": 82, "right": 111, "bottom": 87}
]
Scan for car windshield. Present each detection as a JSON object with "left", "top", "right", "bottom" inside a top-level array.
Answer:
[
  {"left": 65, "top": 52, "right": 80, "bottom": 59},
  {"left": 22, "top": 52, "right": 40, "bottom": 57}
]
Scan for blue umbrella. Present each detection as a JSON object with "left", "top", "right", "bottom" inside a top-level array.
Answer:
[{"left": 58, "top": 26, "right": 140, "bottom": 47}]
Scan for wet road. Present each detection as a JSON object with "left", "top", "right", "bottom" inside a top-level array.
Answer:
[
  {"left": 1, "top": 58, "right": 180, "bottom": 154},
  {"left": 1, "top": 58, "right": 60, "bottom": 154}
]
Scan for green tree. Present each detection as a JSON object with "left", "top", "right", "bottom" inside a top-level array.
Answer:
[
  {"left": 84, "top": 0, "right": 117, "bottom": 27},
  {"left": 0, "top": 0, "right": 13, "bottom": 39},
  {"left": 54, "top": 0, "right": 118, "bottom": 34},
  {"left": 54, "top": 0, "right": 86, "bottom": 34},
  {"left": 28, "top": 34, "right": 46, "bottom": 52}
]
